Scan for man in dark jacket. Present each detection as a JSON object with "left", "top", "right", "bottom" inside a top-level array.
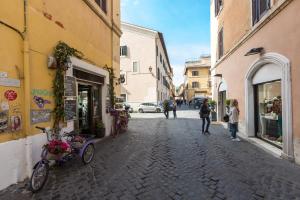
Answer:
[
  {"left": 163, "top": 100, "right": 169, "bottom": 119},
  {"left": 199, "top": 99, "right": 211, "bottom": 134}
]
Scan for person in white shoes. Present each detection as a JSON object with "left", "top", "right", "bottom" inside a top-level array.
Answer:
[{"left": 229, "top": 99, "right": 240, "bottom": 141}]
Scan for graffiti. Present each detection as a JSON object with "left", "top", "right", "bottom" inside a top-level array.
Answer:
[
  {"left": 4, "top": 90, "right": 17, "bottom": 101},
  {"left": 0, "top": 111, "right": 8, "bottom": 132},
  {"left": 31, "top": 89, "right": 53, "bottom": 97},
  {"left": 11, "top": 115, "right": 21, "bottom": 132},
  {"left": 33, "top": 96, "right": 51, "bottom": 109},
  {"left": 31, "top": 109, "right": 51, "bottom": 124}
]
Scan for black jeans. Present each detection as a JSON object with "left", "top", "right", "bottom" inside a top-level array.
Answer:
[
  {"left": 202, "top": 117, "right": 210, "bottom": 133},
  {"left": 173, "top": 110, "right": 177, "bottom": 118},
  {"left": 164, "top": 110, "right": 169, "bottom": 119}
]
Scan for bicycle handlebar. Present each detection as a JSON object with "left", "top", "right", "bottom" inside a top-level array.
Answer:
[{"left": 35, "top": 126, "right": 46, "bottom": 131}]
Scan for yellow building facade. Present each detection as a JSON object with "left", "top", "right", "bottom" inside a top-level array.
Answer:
[
  {"left": 0, "top": 0, "right": 121, "bottom": 190},
  {"left": 184, "top": 56, "right": 211, "bottom": 101}
]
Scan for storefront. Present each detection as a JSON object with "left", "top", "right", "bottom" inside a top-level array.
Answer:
[
  {"left": 245, "top": 53, "right": 293, "bottom": 160},
  {"left": 254, "top": 80, "right": 282, "bottom": 147}
]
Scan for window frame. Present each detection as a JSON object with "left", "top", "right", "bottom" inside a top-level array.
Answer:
[
  {"left": 192, "top": 82, "right": 199, "bottom": 88},
  {"left": 120, "top": 45, "right": 128, "bottom": 57},
  {"left": 218, "top": 27, "right": 224, "bottom": 60},
  {"left": 192, "top": 71, "right": 199, "bottom": 76},
  {"left": 132, "top": 61, "right": 139, "bottom": 73},
  {"left": 94, "top": 0, "right": 107, "bottom": 13},
  {"left": 252, "top": 0, "right": 270, "bottom": 25},
  {"left": 215, "top": 0, "right": 223, "bottom": 16}
]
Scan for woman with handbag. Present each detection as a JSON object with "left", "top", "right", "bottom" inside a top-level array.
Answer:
[
  {"left": 229, "top": 99, "right": 240, "bottom": 141},
  {"left": 200, "top": 99, "right": 211, "bottom": 134}
]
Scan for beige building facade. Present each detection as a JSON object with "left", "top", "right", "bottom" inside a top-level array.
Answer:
[
  {"left": 120, "top": 23, "right": 173, "bottom": 110},
  {"left": 210, "top": 0, "right": 300, "bottom": 163},
  {"left": 184, "top": 56, "right": 211, "bottom": 102}
]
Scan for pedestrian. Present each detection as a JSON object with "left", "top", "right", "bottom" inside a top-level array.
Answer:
[
  {"left": 229, "top": 99, "right": 240, "bottom": 141},
  {"left": 173, "top": 101, "right": 177, "bottom": 119},
  {"left": 199, "top": 98, "right": 211, "bottom": 134},
  {"left": 163, "top": 100, "right": 169, "bottom": 119}
]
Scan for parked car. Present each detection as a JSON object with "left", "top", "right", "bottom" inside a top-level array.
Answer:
[
  {"left": 138, "top": 103, "right": 162, "bottom": 113},
  {"left": 194, "top": 98, "right": 205, "bottom": 109}
]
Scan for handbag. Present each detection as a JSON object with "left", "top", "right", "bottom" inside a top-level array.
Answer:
[{"left": 223, "top": 115, "right": 229, "bottom": 122}]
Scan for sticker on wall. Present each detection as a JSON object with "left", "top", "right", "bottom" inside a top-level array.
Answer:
[
  {"left": 0, "top": 111, "right": 8, "bottom": 132},
  {"left": 31, "top": 109, "right": 51, "bottom": 124},
  {"left": 31, "top": 89, "right": 54, "bottom": 97},
  {"left": 1, "top": 101, "right": 9, "bottom": 111},
  {"left": 4, "top": 90, "right": 17, "bottom": 101},
  {"left": 33, "top": 96, "right": 51, "bottom": 109},
  {"left": 11, "top": 103, "right": 21, "bottom": 114},
  {"left": 11, "top": 115, "right": 21, "bottom": 132}
]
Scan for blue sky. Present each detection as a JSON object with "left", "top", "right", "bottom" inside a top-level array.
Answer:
[{"left": 121, "top": 0, "right": 211, "bottom": 87}]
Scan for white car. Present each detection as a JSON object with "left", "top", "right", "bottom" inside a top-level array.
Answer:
[{"left": 138, "top": 103, "right": 162, "bottom": 113}]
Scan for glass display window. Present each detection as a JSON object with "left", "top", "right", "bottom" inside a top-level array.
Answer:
[{"left": 255, "top": 81, "right": 282, "bottom": 147}]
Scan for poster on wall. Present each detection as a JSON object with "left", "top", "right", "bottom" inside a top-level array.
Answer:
[
  {"left": 0, "top": 111, "right": 8, "bottom": 132},
  {"left": 31, "top": 109, "right": 51, "bottom": 124},
  {"left": 64, "top": 76, "right": 76, "bottom": 97},
  {"left": 11, "top": 115, "right": 21, "bottom": 131}
]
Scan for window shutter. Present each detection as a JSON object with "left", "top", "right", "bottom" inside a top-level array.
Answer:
[
  {"left": 252, "top": 0, "right": 258, "bottom": 25},
  {"left": 123, "top": 46, "right": 127, "bottom": 56},
  {"left": 215, "top": 0, "right": 219, "bottom": 16}
]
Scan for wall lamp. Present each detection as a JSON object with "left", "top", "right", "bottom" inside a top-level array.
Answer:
[
  {"left": 245, "top": 47, "right": 264, "bottom": 56},
  {"left": 149, "top": 66, "right": 152, "bottom": 73},
  {"left": 214, "top": 74, "right": 222, "bottom": 78}
]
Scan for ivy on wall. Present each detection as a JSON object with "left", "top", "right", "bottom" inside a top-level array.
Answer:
[
  {"left": 52, "top": 41, "right": 83, "bottom": 130},
  {"left": 104, "top": 65, "right": 116, "bottom": 108}
]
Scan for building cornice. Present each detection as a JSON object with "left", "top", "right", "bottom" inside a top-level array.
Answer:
[{"left": 211, "top": 0, "right": 294, "bottom": 70}]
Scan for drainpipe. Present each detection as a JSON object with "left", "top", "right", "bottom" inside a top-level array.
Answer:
[{"left": 22, "top": 0, "right": 33, "bottom": 177}]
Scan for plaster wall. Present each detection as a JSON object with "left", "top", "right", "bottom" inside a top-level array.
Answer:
[{"left": 214, "top": 0, "right": 300, "bottom": 163}]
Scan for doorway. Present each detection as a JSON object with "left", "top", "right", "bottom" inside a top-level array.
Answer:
[
  {"left": 77, "top": 83, "right": 102, "bottom": 135},
  {"left": 219, "top": 91, "right": 227, "bottom": 121}
]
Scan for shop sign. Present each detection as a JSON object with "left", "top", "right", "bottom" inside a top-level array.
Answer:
[
  {"left": 4, "top": 90, "right": 17, "bottom": 101},
  {"left": 31, "top": 109, "right": 52, "bottom": 124},
  {"left": 31, "top": 89, "right": 54, "bottom": 96},
  {"left": 0, "top": 78, "right": 20, "bottom": 87},
  {"left": 64, "top": 99, "right": 77, "bottom": 121},
  {"left": 33, "top": 96, "right": 51, "bottom": 109},
  {"left": 64, "top": 76, "right": 76, "bottom": 97}
]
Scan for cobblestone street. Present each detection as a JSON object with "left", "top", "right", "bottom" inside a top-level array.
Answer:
[{"left": 1, "top": 109, "right": 300, "bottom": 200}]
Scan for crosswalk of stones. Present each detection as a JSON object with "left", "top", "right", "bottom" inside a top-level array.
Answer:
[{"left": 1, "top": 112, "right": 300, "bottom": 200}]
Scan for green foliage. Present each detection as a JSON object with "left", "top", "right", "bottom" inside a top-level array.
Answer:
[
  {"left": 96, "top": 120, "right": 105, "bottom": 129},
  {"left": 104, "top": 66, "right": 116, "bottom": 108},
  {"left": 52, "top": 41, "right": 83, "bottom": 129},
  {"left": 208, "top": 100, "right": 216, "bottom": 106},
  {"left": 225, "top": 99, "right": 231, "bottom": 106}
]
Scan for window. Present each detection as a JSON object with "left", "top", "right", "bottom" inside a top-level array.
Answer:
[
  {"left": 192, "top": 82, "right": 199, "bottom": 88},
  {"left": 215, "top": 0, "right": 223, "bottom": 16},
  {"left": 95, "top": 0, "right": 107, "bottom": 13},
  {"left": 160, "top": 54, "right": 162, "bottom": 63},
  {"left": 120, "top": 73, "right": 126, "bottom": 84},
  {"left": 252, "top": 0, "right": 270, "bottom": 25},
  {"left": 192, "top": 71, "right": 199, "bottom": 76},
  {"left": 120, "top": 94, "right": 127, "bottom": 102},
  {"left": 218, "top": 28, "right": 224, "bottom": 59},
  {"left": 157, "top": 68, "right": 160, "bottom": 80},
  {"left": 156, "top": 46, "right": 158, "bottom": 57},
  {"left": 120, "top": 46, "right": 128, "bottom": 56},
  {"left": 133, "top": 61, "right": 139, "bottom": 72}
]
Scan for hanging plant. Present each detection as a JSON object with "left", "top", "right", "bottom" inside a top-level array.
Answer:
[
  {"left": 104, "top": 65, "right": 116, "bottom": 109},
  {"left": 52, "top": 41, "right": 83, "bottom": 130}
]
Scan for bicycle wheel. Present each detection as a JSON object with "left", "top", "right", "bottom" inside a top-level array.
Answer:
[
  {"left": 82, "top": 144, "right": 95, "bottom": 164},
  {"left": 29, "top": 161, "right": 49, "bottom": 193}
]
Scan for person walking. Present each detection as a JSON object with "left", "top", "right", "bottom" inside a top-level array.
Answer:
[
  {"left": 163, "top": 100, "right": 169, "bottom": 119},
  {"left": 173, "top": 101, "right": 177, "bottom": 119},
  {"left": 229, "top": 99, "right": 240, "bottom": 141},
  {"left": 200, "top": 99, "right": 211, "bottom": 134}
]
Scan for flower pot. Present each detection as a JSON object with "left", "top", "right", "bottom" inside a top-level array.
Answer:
[{"left": 96, "top": 127, "right": 105, "bottom": 138}]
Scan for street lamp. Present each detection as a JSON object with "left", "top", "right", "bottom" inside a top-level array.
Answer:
[
  {"left": 245, "top": 47, "right": 264, "bottom": 56},
  {"left": 148, "top": 66, "right": 152, "bottom": 73}
]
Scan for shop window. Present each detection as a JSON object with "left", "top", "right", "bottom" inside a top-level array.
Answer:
[
  {"left": 95, "top": 0, "right": 107, "bottom": 13},
  {"left": 255, "top": 80, "right": 282, "bottom": 147},
  {"left": 252, "top": 0, "right": 270, "bottom": 25},
  {"left": 192, "top": 71, "right": 199, "bottom": 76}
]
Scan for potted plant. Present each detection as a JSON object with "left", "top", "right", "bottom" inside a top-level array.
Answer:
[
  {"left": 96, "top": 120, "right": 105, "bottom": 138},
  {"left": 208, "top": 100, "right": 217, "bottom": 121}
]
